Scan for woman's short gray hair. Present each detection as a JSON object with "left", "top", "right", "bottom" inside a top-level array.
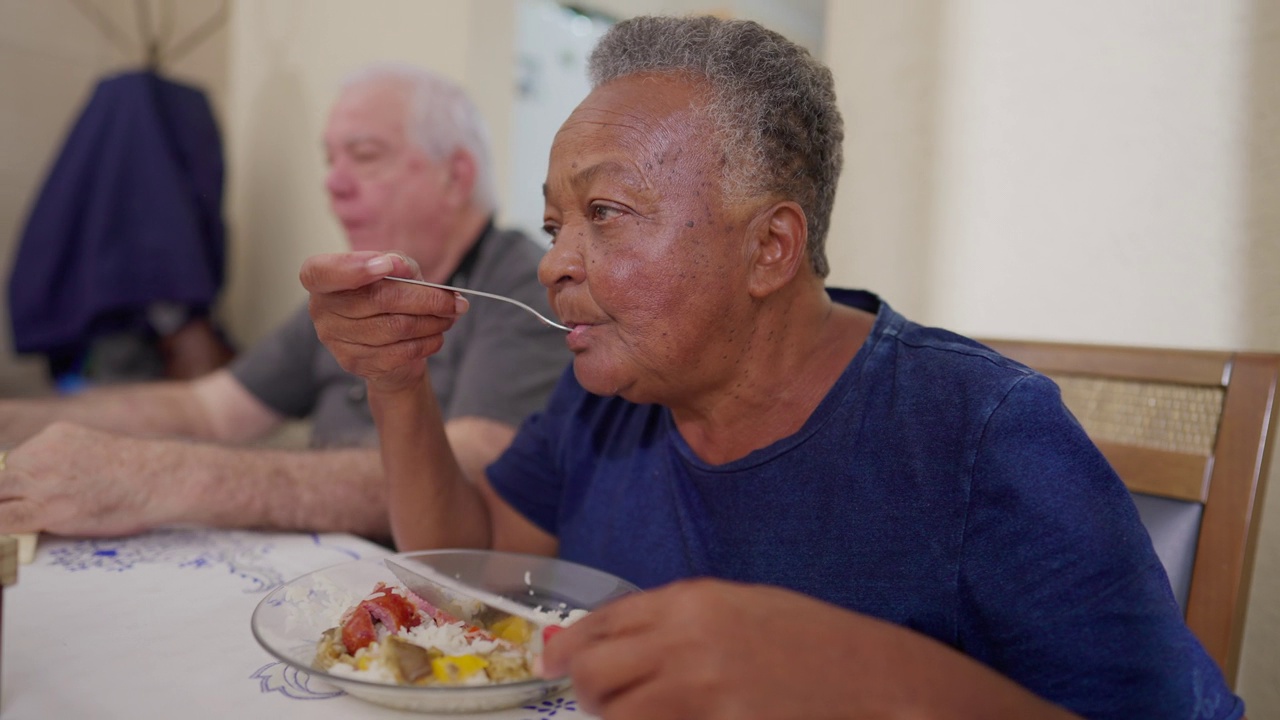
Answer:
[
  {"left": 342, "top": 64, "right": 498, "bottom": 213},
  {"left": 588, "top": 16, "right": 843, "bottom": 278}
]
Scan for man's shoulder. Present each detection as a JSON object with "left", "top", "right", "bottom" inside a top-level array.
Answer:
[{"left": 229, "top": 301, "right": 317, "bottom": 373}]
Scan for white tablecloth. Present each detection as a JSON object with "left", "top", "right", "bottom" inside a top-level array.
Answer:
[{"left": 1, "top": 530, "right": 592, "bottom": 719}]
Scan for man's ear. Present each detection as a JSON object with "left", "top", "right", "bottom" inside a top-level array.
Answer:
[
  {"left": 746, "top": 201, "right": 808, "bottom": 298},
  {"left": 444, "top": 149, "right": 478, "bottom": 207}
]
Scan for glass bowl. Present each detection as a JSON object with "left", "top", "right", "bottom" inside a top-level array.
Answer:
[{"left": 251, "top": 549, "right": 639, "bottom": 713}]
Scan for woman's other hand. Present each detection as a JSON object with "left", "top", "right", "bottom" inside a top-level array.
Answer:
[{"left": 542, "top": 578, "right": 1081, "bottom": 720}]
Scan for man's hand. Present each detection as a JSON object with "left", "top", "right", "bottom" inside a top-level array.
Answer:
[
  {"left": 0, "top": 423, "right": 171, "bottom": 536},
  {"left": 301, "top": 251, "right": 469, "bottom": 395},
  {"left": 542, "top": 579, "right": 1081, "bottom": 720}
]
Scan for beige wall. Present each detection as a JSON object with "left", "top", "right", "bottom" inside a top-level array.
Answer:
[
  {"left": 0, "top": 0, "right": 228, "bottom": 393},
  {"left": 826, "top": 0, "right": 1280, "bottom": 714}
]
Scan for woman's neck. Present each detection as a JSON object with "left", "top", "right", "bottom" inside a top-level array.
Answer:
[{"left": 670, "top": 287, "right": 874, "bottom": 465}]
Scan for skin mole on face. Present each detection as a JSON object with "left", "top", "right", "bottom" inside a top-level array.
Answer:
[{"left": 685, "top": 221, "right": 695, "bottom": 227}]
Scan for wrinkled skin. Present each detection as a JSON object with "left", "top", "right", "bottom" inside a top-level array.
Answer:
[
  {"left": 0, "top": 423, "right": 168, "bottom": 536},
  {"left": 542, "top": 579, "right": 1081, "bottom": 720},
  {"left": 539, "top": 73, "right": 770, "bottom": 406},
  {"left": 537, "top": 73, "right": 869, "bottom": 466},
  {"left": 302, "top": 251, "right": 469, "bottom": 395}
]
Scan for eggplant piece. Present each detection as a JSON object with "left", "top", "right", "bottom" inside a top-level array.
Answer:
[{"left": 385, "top": 636, "right": 442, "bottom": 684}]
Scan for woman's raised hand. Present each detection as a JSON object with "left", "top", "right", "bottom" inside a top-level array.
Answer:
[{"left": 301, "top": 251, "right": 469, "bottom": 394}]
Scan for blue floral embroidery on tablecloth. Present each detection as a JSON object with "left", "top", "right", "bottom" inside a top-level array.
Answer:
[
  {"left": 251, "top": 662, "right": 344, "bottom": 700},
  {"left": 522, "top": 696, "right": 579, "bottom": 716},
  {"left": 44, "top": 529, "right": 367, "bottom": 593},
  {"left": 309, "top": 532, "right": 363, "bottom": 560}
]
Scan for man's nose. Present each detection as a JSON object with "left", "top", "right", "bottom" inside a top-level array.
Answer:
[
  {"left": 538, "top": 234, "right": 586, "bottom": 289},
  {"left": 325, "top": 164, "right": 356, "bottom": 199}
]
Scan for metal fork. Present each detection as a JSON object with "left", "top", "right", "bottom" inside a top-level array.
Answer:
[{"left": 383, "top": 276, "right": 570, "bottom": 332}]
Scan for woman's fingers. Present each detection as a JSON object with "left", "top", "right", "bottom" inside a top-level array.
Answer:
[{"left": 300, "top": 251, "right": 393, "bottom": 293}]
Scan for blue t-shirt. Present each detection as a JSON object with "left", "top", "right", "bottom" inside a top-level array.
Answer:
[{"left": 487, "top": 289, "right": 1243, "bottom": 719}]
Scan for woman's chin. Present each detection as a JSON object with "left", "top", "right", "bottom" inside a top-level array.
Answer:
[{"left": 571, "top": 359, "right": 632, "bottom": 399}]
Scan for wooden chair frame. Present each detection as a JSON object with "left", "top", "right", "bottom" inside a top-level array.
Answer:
[{"left": 980, "top": 339, "right": 1280, "bottom": 688}]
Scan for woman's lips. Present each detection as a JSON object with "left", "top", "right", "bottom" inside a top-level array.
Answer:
[{"left": 565, "top": 323, "right": 594, "bottom": 350}]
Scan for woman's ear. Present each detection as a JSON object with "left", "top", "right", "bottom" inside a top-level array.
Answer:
[{"left": 746, "top": 201, "right": 808, "bottom": 298}]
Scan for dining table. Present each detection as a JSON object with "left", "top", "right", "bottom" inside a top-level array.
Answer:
[{"left": 0, "top": 529, "right": 595, "bottom": 719}]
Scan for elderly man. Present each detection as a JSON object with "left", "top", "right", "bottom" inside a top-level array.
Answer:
[
  {"left": 0, "top": 64, "right": 568, "bottom": 541},
  {"left": 301, "top": 17, "right": 1242, "bottom": 720}
]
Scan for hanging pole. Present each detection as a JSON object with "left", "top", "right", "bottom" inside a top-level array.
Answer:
[
  {"left": 67, "top": 0, "right": 136, "bottom": 60},
  {"left": 68, "top": 0, "right": 227, "bottom": 70},
  {"left": 165, "top": 0, "right": 228, "bottom": 66},
  {"left": 135, "top": 0, "right": 160, "bottom": 69},
  {"left": 157, "top": 0, "right": 174, "bottom": 51}
]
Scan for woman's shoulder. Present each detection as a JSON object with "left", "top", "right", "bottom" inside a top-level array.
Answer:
[{"left": 859, "top": 305, "right": 1046, "bottom": 396}]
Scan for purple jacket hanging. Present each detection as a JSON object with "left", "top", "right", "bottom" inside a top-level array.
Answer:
[{"left": 7, "top": 70, "right": 226, "bottom": 368}]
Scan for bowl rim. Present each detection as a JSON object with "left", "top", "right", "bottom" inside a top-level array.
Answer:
[{"left": 250, "top": 548, "right": 639, "bottom": 696}]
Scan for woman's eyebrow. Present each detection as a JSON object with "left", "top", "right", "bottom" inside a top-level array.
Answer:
[
  {"left": 544, "top": 161, "right": 647, "bottom": 201},
  {"left": 572, "top": 161, "right": 638, "bottom": 190}
]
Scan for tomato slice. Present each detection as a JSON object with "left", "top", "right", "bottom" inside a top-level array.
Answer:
[
  {"left": 341, "top": 607, "right": 377, "bottom": 653},
  {"left": 363, "top": 585, "right": 424, "bottom": 632}
]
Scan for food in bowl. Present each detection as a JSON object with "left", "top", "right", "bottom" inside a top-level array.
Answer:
[
  {"left": 252, "top": 550, "right": 639, "bottom": 713},
  {"left": 313, "top": 580, "right": 585, "bottom": 687}
]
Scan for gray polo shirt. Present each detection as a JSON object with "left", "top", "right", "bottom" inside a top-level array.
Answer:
[{"left": 229, "top": 226, "right": 570, "bottom": 448}]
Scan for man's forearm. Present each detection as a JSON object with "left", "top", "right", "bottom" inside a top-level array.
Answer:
[
  {"left": 0, "top": 382, "right": 211, "bottom": 446},
  {"left": 141, "top": 440, "right": 392, "bottom": 539},
  {"left": 0, "top": 424, "right": 392, "bottom": 539}
]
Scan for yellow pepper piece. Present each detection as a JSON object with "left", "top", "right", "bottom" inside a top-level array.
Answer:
[
  {"left": 431, "top": 655, "right": 490, "bottom": 683},
  {"left": 489, "top": 615, "right": 533, "bottom": 644}
]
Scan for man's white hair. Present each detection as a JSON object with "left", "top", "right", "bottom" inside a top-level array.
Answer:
[{"left": 341, "top": 63, "right": 498, "bottom": 213}]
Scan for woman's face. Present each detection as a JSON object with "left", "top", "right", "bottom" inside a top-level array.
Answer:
[{"left": 540, "top": 74, "right": 764, "bottom": 405}]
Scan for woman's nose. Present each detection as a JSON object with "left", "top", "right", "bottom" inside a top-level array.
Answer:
[{"left": 538, "top": 234, "right": 586, "bottom": 289}]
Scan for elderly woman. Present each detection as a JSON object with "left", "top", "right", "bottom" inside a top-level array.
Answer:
[{"left": 302, "top": 15, "right": 1242, "bottom": 720}]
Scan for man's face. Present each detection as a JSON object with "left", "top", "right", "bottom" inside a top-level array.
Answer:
[
  {"left": 322, "top": 81, "right": 451, "bottom": 264},
  {"left": 539, "top": 73, "right": 765, "bottom": 404}
]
